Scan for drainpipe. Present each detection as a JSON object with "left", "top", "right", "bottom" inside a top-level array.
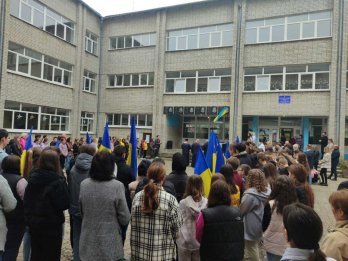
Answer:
[
  {"left": 0, "top": 0, "right": 6, "bottom": 88},
  {"left": 232, "top": 0, "right": 242, "bottom": 137},
  {"left": 96, "top": 17, "right": 103, "bottom": 137},
  {"left": 335, "top": 0, "right": 344, "bottom": 144}
]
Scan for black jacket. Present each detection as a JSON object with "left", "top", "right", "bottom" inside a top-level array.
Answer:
[
  {"left": 5, "top": 139, "right": 22, "bottom": 157},
  {"left": 166, "top": 171, "right": 188, "bottom": 202},
  {"left": 331, "top": 149, "right": 340, "bottom": 167},
  {"left": 135, "top": 178, "right": 176, "bottom": 198},
  {"left": 236, "top": 152, "right": 253, "bottom": 168},
  {"left": 24, "top": 169, "right": 69, "bottom": 229},
  {"left": 200, "top": 205, "right": 244, "bottom": 261},
  {"left": 305, "top": 150, "right": 315, "bottom": 170}
]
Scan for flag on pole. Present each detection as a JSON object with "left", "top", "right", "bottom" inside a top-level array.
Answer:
[
  {"left": 213, "top": 106, "right": 229, "bottom": 123},
  {"left": 235, "top": 136, "right": 240, "bottom": 144},
  {"left": 126, "top": 115, "right": 137, "bottom": 179},
  {"left": 20, "top": 128, "right": 33, "bottom": 176},
  {"left": 86, "top": 132, "right": 92, "bottom": 144},
  {"left": 225, "top": 141, "right": 231, "bottom": 159},
  {"left": 99, "top": 122, "right": 111, "bottom": 152},
  {"left": 194, "top": 148, "right": 212, "bottom": 196},
  {"left": 205, "top": 132, "right": 225, "bottom": 174}
]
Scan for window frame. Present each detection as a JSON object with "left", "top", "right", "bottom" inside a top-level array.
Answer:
[
  {"left": 80, "top": 111, "right": 94, "bottom": 133},
  {"left": 109, "top": 33, "right": 156, "bottom": 50},
  {"left": 85, "top": 31, "right": 98, "bottom": 55},
  {"left": 108, "top": 72, "right": 154, "bottom": 88},
  {"left": 107, "top": 113, "right": 153, "bottom": 128}
]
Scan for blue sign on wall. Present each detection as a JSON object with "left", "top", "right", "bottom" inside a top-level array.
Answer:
[{"left": 278, "top": 96, "right": 291, "bottom": 104}]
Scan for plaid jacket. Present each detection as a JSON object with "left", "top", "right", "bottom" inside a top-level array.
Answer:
[{"left": 131, "top": 186, "right": 183, "bottom": 261}]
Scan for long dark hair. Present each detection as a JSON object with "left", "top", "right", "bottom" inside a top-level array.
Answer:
[
  {"left": 270, "top": 176, "right": 298, "bottom": 215},
  {"left": 39, "top": 149, "right": 61, "bottom": 174},
  {"left": 219, "top": 164, "right": 238, "bottom": 194},
  {"left": 207, "top": 180, "right": 231, "bottom": 208},
  {"left": 283, "top": 203, "right": 326, "bottom": 261},
  {"left": 183, "top": 175, "right": 203, "bottom": 202},
  {"left": 89, "top": 150, "right": 115, "bottom": 181},
  {"left": 142, "top": 162, "right": 166, "bottom": 214},
  {"left": 263, "top": 162, "right": 278, "bottom": 189}
]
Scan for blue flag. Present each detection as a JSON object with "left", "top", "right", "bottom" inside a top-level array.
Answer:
[
  {"left": 235, "top": 136, "right": 240, "bottom": 144},
  {"left": 205, "top": 132, "right": 225, "bottom": 174},
  {"left": 194, "top": 148, "right": 212, "bottom": 196},
  {"left": 20, "top": 128, "right": 33, "bottom": 176},
  {"left": 127, "top": 116, "right": 137, "bottom": 179},
  {"left": 225, "top": 141, "right": 231, "bottom": 159},
  {"left": 86, "top": 132, "right": 92, "bottom": 144},
  {"left": 99, "top": 122, "right": 111, "bottom": 152}
]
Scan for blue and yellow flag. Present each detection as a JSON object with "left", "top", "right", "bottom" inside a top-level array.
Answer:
[
  {"left": 20, "top": 128, "right": 33, "bottom": 176},
  {"left": 225, "top": 141, "right": 231, "bottom": 159},
  {"left": 194, "top": 148, "right": 212, "bottom": 196},
  {"left": 86, "top": 132, "right": 92, "bottom": 144},
  {"left": 205, "top": 132, "right": 225, "bottom": 174},
  {"left": 127, "top": 115, "right": 137, "bottom": 179},
  {"left": 99, "top": 122, "right": 111, "bottom": 152},
  {"left": 235, "top": 136, "right": 240, "bottom": 144},
  {"left": 213, "top": 106, "right": 229, "bottom": 123}
]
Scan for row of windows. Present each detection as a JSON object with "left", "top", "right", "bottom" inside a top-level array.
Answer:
[
  {"left": 85, "top": 31, "right": 98, "bottom": 55},
  {"left": 167, "top": 23, "right": 233, "bottom": 51},
  {"left": 80, "top": 111, "right": 94, "bottom": 132},
  {"left": 165, "top": 69, "right": 231, "bottom": 93},
  {"left": 110, "top": 33, "right": 156, "bottom": 50},
  {"left": 107, "top": 114, "right": 153, "bottom": 127},
  {"left": 3, "top": 101, "right": 70, "bottom": 131},
  {"left": 244, "top": 64, "right": 330, "bottom": 91},
  {"left": 10, "top": 0, "right": 75, "bottom": 43},
  {"left": 7, "top": 42, "right": 73, "bottom": 86},
  {"left": 108, "top": 73, "right": 154, "bottom": 87},
  {"left": 246, "top": 11, "right": 331, "bottom": 44}
]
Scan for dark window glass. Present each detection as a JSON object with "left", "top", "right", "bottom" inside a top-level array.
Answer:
[
  {"left": 244, "top": 76, "right": 256, "bottom": 91},
  {"left": 50, "top": 115, "right": 60, "bottom": 131},
  {"left": 285, "top": 74, "right": 299, "bottom": 90},
  {"left": 14, "top": 112, "right": 26, "bottom": 129},
  {"left": 300, "top": 74, "right": 313, "bottom": 89},
  {"left": 43, "top": 64, "right": 53, "bottom": 81},
  {"left": 54, "top": 68, "right": 62, "bottom": 83},
  {"left": 123, "top": 75, "right": 130, "bottom": 86},
  {"left": 186, "top": 78, "right": 196, "bottom": 92},
  {"left": 116, "top": 75, "right": 123, "bottom": 86},
  {"left": 45, "top": 16, "right": 56, "bottom": 35},
  {"left": 132, "top": 74, "right": 139, "bottom": 86},
  {"left": 117, "top": 37, "right": 125, "bottom": 49},
  {"left": 166, "top": 79, "right": 174, "bottom": 92},
  {"left": 315, "top": 73, "right": 329, "bottom": 89},
  {"left": 7, "top": 52, "right": 16, "bottom": 71},
  {"left": 109, "top": 75, "right": 115, "bottom": 86},
  {"left": 3, "top": 111, "right": 13, "bottom": 129},
  {"left": 31, "top": 59, "right": 42, "bottom": 78},
  {"left": 221, "top": 77, "right": 231, "bottom": 91},
  {"left": 40, "top": 115, "right": 50, "bottom": 130},
  {"left": 270, "top": 75, "right": 283, "bottom": 90},
  {"left": 198, "top": 78, "right": 208, "bottom": 92},
  {"left": 28, "top": 113, "right": 38, "bottom": 130},
  {"left": 125, "top": 36, "right": 132, "bottom": 48},
  {"left": 148, "top": 73, "right": 154, "bottom": 85},
  {"left": 140, "top": 74, "right": 147, "bottom": 85},
  {"left": 18, "top": 56, "right": 29, "bottom": 74}
]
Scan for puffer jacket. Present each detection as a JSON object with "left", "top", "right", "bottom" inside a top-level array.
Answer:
[
  {"left": 177, "top": 196, "right": 207, "bottom": 251},
  {"left": 263, "top": 200, "right": 289, "bottom": 256},
  {"left": 321, "top": 220, "right": 348, "bottom": 261}
]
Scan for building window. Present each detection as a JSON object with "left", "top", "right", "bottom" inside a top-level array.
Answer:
[
  {"left": 83, "top": 71, "right": 97, "bottom": 93},
  {"left": 80, "top": 112, "right": 94, "bottom": 132},
  {"left": 244, "top": 64, "right": 330, "bottom": 92},
  {"left": 85, "top": 31, "right": 98, "bottom": 55},
  {"left": 245, "top": 11, "right": 331, "bottom": 44},
  {"left": 108, "top": 73, "right": 154, "bottom": 87},
  {"left": 167, "top": 23, "right": 233, "bottom": 51},
  {"left": 165, "top": 69, "right": 231, "bottom": 93},
  {"left": 10, "top": 0, "right": 75, "bottom": 43},
  {"left": 107, "top": 113, "right": 153, "bottom": 127},
  {"left": 7, "top": 42, "right": 73, "bottom": 87},
  {"left": 3, "top": 100, "right": 70, "bottom": 131},
  {"left": 109, "top": 33, "right": 156, "bottom": 50}
]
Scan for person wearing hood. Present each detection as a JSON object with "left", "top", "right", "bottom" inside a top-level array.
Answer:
[
  {"left": 166, "top": 152, "right": 189, "bottom": 202},
  {"left": 240, "top": 169, "right": 271, "bottom": 261},
  {"left": 68, "top": 145, "right": 96, "bottom": 261},
  {"left": 23, "top": 148, "right": 69, "bottom": 261},
  {"left": 129, "top": 159, "right": 151, "bottom": 200},
  {"left": 1, "top": 156, "right": 28, "bottom": 261},
  {"left": 321, "top": 189, "right": 348, "bottom": 261},
  {"left": 177, "top": 175, "right": 207, "bottom": 261},
  {"left": 0, "top": 129, "right": 10, "bottom": 173}
]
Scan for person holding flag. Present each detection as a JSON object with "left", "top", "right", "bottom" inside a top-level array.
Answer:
[
  {"left": 126, "top": 116, "right": 137, "bottom": 179},
  {"left": 99, "top": 122, "right": 112, "bottom": 152}
]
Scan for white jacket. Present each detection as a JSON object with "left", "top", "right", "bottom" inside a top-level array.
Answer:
[{"left": 320, "top": 152, "right": 331, "bottom": 170}]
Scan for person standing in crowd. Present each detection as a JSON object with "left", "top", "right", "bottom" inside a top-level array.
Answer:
[
  {"left": 263, "top": 176, "right": 298, "bottom": 261},
  {"left": 19, "top": 133, "right": 27, "bottom": 151},
  {"left": 129, "top": 160, "right": 151, "bottom": 199},
  {"left": 181, "top": 139, "right": 191, "bottom": 167},
  {"left": 240, "top": 169, "right": 271, "bottom": 261},
  {"left": 219, "top": 164, "right": 240, "bottom": 207},
  {"left": 321, "top": 189, "right": 348, "bottom": 261},
  {"left": 312, "top": 145, "right": 320, "bottom": 170},
  {"left": 0, "top": 173, "right": 16, "bottom": 261},
  {"left": 0, "top": 129, "right": 10, "bottom": 172},
  {"left": 227, "top": 157, "right": 244, "bottom": 193},
  {"left": 131, "top": 162, "right": 183, "bottom": 261},
  {"left": 59, "top": 137, "right": 68, "bottom": 169},
  {"left": 319, "top": 132, "right": 328, "bottom": 159},
  {"left": 319, "top": 146, "right": 331, "bottom": 186},
  {"left": 304, "top": 144, "right": 315, "bottom": 170},
  {"left": 191, "top": 139, "right": 200, "bottom": 168},
  {"left": 288, "top": 164, "right": 314, "bottom": 208},
  {"left": 1, "top": 156, "right": 27, "bottom": 261},
  {"left": 166, "top": 152, "right": 189, "bottom": 202},
  {"left": 177, "top": 175, "right": 207, "bottom": 261},
  {"left": 282, "top": 203, "right": 329, "bottom": 261},
  {"left": 68, "top": 145, "right": 96, "bottom": 261},
  {"left": 24, "top": 149, "right": 69, "bottom": 261},
  {"left": 327, "top": 138, "right": 334, "bottom": 152},
  {"left": 196, "top": 180, "right": 244, "bottom": 261},
  {"left": 79, "top": 151, "right": 130, "bottom": 261},
  {"left": 154, "top": 135, "right": 161, "bottom": 157},
  {"left": 5, "top": 135, "right": 22, "bottom": 157},
  {"left": 329, "top": 145, "right": 340, "bottom": 181},
  {"left": 230, "top": 143, "right": 253, "bottom": 167},
  {"left": 202, "top": 140, "right": 208, "bottom": 156},
  {"left": 141, "top": 138, "right": 148, "bottom": 159}
]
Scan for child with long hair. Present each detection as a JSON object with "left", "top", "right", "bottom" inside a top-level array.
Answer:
[
  {"left": 177, "top": 175, "right": 207, "bottom": 261},
  {"left": 219, "top": 164, "right": 240, "bottom": 207},
  {"left": 240, "top": 169, "right": 271, "bottom": 261}
]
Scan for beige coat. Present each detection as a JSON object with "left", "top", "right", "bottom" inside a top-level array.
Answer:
[
  {"left": 322, "top": 220, "right": 348, "bottom": 261},
  {"left": 263, "top": 200, "right": 289, "bottom": 256},
  {"left": 320, "top": 152, "right": 331, "bottom": 170}
]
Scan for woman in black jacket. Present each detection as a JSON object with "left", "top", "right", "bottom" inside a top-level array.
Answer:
[
  {"left": 166, "top": 152, "right": 188, "bottom": 202},
  {"left": 24, "top": 148, "right": 69, "bottom": 261}
]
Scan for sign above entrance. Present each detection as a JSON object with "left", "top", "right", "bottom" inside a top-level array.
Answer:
[
  {"left": 163, "top": 106, "right": 229, "bottom": 116},
  {"left": 278, "top": 96, "right": 291, "bottom": 104}
]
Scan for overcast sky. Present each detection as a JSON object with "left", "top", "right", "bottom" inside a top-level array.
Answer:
[{"left": 82, "top": 0, "right": 204, "bottom": 16}]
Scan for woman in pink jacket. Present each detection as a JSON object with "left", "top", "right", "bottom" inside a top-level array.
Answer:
[{"left": 263, "top": 176, "right": 298, "bottom": 261}]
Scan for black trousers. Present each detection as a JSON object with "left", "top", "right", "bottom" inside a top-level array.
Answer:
[
  {"left": 331, "top": 163, "right": 338, "bottom": 179},
  {"left": 3, "top": 221, "right": 26, "bottom": 261},
  {"left": 320, "top": 168, "right": 327, "bottom": 184},
  {"left": 30, "top": 226, "right": 63, "bottom": 261}
]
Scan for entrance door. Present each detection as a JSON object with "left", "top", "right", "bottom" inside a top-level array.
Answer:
[
  {"left": 143, "top": 133, "right": 152, "bottom": 143},
  {"left": 280, "top": 128, "right": 293, "bottom": 142}
]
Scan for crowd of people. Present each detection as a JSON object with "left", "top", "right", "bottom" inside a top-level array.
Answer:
[{"left": 0, "top": 127, "right": 347, "bottom": 261}]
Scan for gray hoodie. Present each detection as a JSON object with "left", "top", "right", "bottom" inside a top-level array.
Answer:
[
  {"left": 177, "top": 195, "right": 207, "bottom": 250},
  {"left": 240, "top": 187, "right": 271, "bottom": 241}
]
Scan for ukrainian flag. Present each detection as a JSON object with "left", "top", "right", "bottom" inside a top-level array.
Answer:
[
  {"left": 86, "top": 132, "right": 92, "bottom": 144},
  {"left": 213, "top": 106, "right": 229, "bottom": 123},
  {"left": 20, "top": 128, "right": 32, "bottom": 176},
  {"left": 99, "top": 122, "right": 111, "bottom": 152},
  {"left": 225, "top": 141, "right": 231, "bottom": 159},
  {"left": 194, "top": 148, "right": 212, "bottom": 196},
  {"left": 205, "top": 132, "right": 225, "bottom": 174},
  {"left": 126, "top": 115, "right": 137, "bottom": 179}
]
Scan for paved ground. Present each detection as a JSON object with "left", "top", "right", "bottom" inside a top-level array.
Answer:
[{"left": 17, "top": 159, "right": 342, "bottom": 261}]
